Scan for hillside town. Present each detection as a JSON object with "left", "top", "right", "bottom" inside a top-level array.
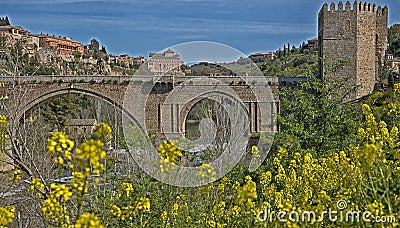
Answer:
[{"left": 0, "top": 17, "right": 146, "bottom": 76}]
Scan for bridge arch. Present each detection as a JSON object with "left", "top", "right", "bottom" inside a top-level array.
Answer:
[
  {"left": 178, "top": 90, "right": 251, "bottom": 136},
  {"left": 15, "top": 86, "right": 142, "bottom": 130}
]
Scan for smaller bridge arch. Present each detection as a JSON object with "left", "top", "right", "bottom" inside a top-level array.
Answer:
[{"left": 179, "top": 91, "right": 251, "bottom": 136}]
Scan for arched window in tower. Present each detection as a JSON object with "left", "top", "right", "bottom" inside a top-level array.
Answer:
[{"left": 344, "top": 20, "right": 351, "bottom": 32}]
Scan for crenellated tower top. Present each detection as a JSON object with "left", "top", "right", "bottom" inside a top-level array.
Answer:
[{"left": 320, "top": 1, "right": 387, "bottom": 16}]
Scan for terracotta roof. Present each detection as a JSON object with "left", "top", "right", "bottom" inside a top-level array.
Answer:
[{"left": 35, "top": 34, "right": 81, "bottom": 44}]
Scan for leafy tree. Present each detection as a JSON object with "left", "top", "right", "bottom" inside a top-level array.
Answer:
[
  {"left": 388, "top": 24, "right": 400, "bottom": 56},
  {"left": 291, "top": 45, "right": 297, "bottom": 53},
  {"left": 73, "top": 51, "right": 82, "bottom": 65},
  {"left": 39, "top": 94, "right": 92, "bottom": 130},
  {"left": 90, "top": 39, "right": 100, "bottom": 52},
  {"left": 260, "top": 51, "right": 318, "bottom": 77},
  {"left": 73, "top": 51, "right": 81, "bottom": 60},
  {"left": 274, "top": 78, "right": 362, "bottom": 156}
]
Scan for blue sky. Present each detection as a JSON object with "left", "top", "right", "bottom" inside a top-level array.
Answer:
[{"left": 1, "top": 0, "right": 399, "bottom": 57}]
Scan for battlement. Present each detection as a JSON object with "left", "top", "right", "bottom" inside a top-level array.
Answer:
[{"left": 321, "top": 1, "right": 387, "bottom": 16}]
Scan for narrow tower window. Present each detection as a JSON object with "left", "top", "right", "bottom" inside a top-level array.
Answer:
[{"left": 344, "top": 20, "right": 351, "bottom": 32}]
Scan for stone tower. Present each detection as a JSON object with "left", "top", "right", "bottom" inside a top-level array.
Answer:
[{"left": 318, "top": 1, "right": 388, "bottom": 99}]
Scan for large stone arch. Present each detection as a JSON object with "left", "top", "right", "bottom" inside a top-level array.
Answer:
[{"left": 8, "top": 85, "right": 142, "bottom": 131}]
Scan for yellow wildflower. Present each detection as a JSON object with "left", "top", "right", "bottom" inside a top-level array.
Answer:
[
  {"left": 29, "top": 178, "right": 45, "bottom": 193},
  {"left": 121, "top": 182, "right": 133, "bottom": 197},
  {"left": 74, "top": 213, "right": 104, "bottom": 228},
  {"left": 251, "top": 145, "right": 260, "bottom": 158},
  {"left": 75, "top": 139, "right": 107, "bottom": 175},
  {"left": 236, "top": 176, "right": 257, "bottom": 209},
  {"left": 196, "top": 163, "right": 217, "bottom": 183},
  {"left": 0, "top": 206, "right": 15, "bottom": 226},
  {"left": 172, "top": 203, "right": 179, "bottom": 216},
  {"left": 135, "top": 197, "right": 150, "bottom": 213},
  {"left": 110, "top": 205, "right": 121, "bottom": 218}
]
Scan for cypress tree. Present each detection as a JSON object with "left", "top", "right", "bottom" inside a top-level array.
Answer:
[{"left": 283, "top": 44, "right": 286, "bottom": 57}]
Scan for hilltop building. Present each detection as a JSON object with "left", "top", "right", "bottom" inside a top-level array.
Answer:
[
  {"left": 307, "top": 38, "right": 319, "bottom": 49},
  {"left": 144, "top": 49, "right": 184, "bottom": 75},
  {"left": 249, "top": 52, "right": 276, "bottom": 60},
  {"left": 318, "top": 1, "right": 388, "bottom": 99},
  {"left": 35, "top": 33, "right": 84, "bottom": 56}
]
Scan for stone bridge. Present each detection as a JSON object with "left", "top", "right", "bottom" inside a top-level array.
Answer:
[{"left": 0, "top": 75, "right": 306, "bottom": 137}]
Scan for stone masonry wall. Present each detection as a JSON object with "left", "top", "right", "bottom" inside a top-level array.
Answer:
[{"left": 356, "top": 2, "right": 377, "bottom": 98}]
